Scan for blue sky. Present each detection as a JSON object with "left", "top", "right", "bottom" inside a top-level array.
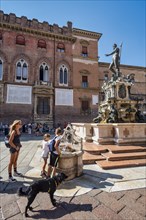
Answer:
[{"left": 1, "top": 0, "right": 146, "bottom": 67}]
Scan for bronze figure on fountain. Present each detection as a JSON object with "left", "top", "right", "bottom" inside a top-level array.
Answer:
[{"left": 105, "top": 43, "right": 122, "bottom": 81}]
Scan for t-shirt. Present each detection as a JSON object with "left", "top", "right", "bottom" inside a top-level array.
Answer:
[
  {"left": 53, "top": 135, "right": 62, "bottom": 155},
  {"left": 41, "top": 140, "right": 50, "bottom": 158}
]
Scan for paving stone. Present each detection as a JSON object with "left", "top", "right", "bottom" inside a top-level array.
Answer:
[
  {"left": 58, "top": 213, "right": 74, "bottom": 220},
  {"left": 36, "top": 192, "right": 54, "bottom": 210},
  {"left": 70, "top": 210, "right": 85, "bottom": 220},
  {"left": 124, "top": 189, "right": 142, "bottom": 200},
  {"left": 44, "top": 206, "right": 68, "bottom": 219},
  {"left": 2, "top": 201, "right": 20, "bottom": 220},
  {"left": 1, "top": 194, "right": 16, "bottom": 206},
  {"left": 87, "top": 188, "right": 103, "bottom": 197},
  {"left": 119, "top": 206, "right": 146, "bottom": 220},
  {"left": 23, "top": 206, "right": 48, "bottom": 219},
  {"left": 134, "top": 188, "right": 146, "bottom": 195},
  {"left": 119, "top": 193, "right": 146, "bottom": 216},
  {"left": 93, "top": 204, "right": 123, "bottom": 220},
  {"left": 7, "top": 212, "right": 23, "bottom": 220},
  {"left": 95, "top": 191, "right": 125, "bottom": 213},
  {"left": 75, "top": 193, "right": 100, "bottom": 209},
  {"left": 59, "top": 200, "right": 80, "bottom": 213},
  {"left": 110, "top": 191, "right": 126, "bottom": 200},
  {"left": 17, "top": 196, "right": 39, "bottom": 214},
  {"left": 71, "top": 210, "right": 97, "bottom": 220},
  {"left": 136, "top": 195, "right": 146, "bottom": 205}
]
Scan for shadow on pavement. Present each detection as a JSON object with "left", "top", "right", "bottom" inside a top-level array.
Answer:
[
  {"left": 0, "top": 174, "right": 42, "bottom": 194},
  {"left": 83, "top": 168, "right": 123, "bottom": 180},
  {"left": 27, "top": 201, "right": 92, "bottom": 219}
]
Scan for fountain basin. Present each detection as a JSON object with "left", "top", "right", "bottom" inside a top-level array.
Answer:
[{"left": 57, "top": 149, "right": 83, "bottom": 180}]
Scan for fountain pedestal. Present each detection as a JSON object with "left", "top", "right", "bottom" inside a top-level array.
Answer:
[
  {"left": 57, "top": 150, "right": 83, "bottom": 180},
  {"left": 57, "top": 124, "right": 83, "bottom": 180}
]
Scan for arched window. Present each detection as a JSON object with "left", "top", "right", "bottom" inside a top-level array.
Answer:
[
  {"left": 16, "top": 59, "right": 28, "bottom": 81},
  {"left": 59, "top": 64, "right": 68, "bottom": 86},
  {"left": 0, "top": 59, "right": 3, "bottom": 80},
  {"left": 16, "top": 35, "right": 25, "bottom": 45},
  {"left": 39, "top": 63, "right": 49, "bottom": 82},
  {"left": 57, "top": 43, "right": 65, "bottom": 52},
  {"left": 38, "top": 39, "right": 46, "bottom": 49}
]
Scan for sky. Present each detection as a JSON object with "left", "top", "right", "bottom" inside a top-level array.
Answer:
[{"left": 1, "top": 0, "right": 146, "bottom": 67}]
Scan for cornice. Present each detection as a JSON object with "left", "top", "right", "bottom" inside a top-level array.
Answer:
[
  {"left": 73, "top": 55, "right": 98, "bottom": 62},
  {"left": 99, "top": 62, "right": 146, "bottom": 70},
  {"left": 74, "top": 87, "right": 99, "bottom": 91},
  {"left": 73, "top": 28, "right": 102, "bottom": 40},
  {"left": 0, "top": 23, "right": 76, "bottom": 43}
]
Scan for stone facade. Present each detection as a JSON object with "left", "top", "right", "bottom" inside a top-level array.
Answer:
[{"left": 0, "top": 10, "right": 145, "bottom": 127}]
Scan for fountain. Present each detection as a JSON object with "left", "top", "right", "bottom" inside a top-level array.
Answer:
[
  {"left": 57, "top": 124, "right": 84, "bottom": 180},
  {"left": 93, "top": 73, "right": 144, "bottom": 123},
  {"left": 72, "top": 44, "right": 146, "bottom": 145}
]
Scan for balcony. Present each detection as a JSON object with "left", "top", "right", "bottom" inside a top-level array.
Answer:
[
  {"left": 33, "top": 81, "right": 53, "bottom": 95},
  {"left": 35, "top": 80, "right": 52, "bottom": 87}
]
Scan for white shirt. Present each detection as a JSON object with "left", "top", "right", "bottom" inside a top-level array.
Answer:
[{"left": 41, "top": 140, "right": 50, "bottom": 158}]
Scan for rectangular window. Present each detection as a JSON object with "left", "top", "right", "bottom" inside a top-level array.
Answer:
[
  {"left": 82, "top": 76, "right": 88, "bottom": 88},
  {"left": 82, "top": 46, "right": 88, "bottom": 57}
]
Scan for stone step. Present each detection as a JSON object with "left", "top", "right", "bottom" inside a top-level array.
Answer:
[
  {"left": 106, "top": 145, "right": 146, "bottom": 153},
  {"left": 83, "top": 151, "right": 105, "bottom": 164},
  {"left": 83, "top": 142, "right": 146, "bottom": 154},
  {"left": 96, "top": 159, "right": 146, "bottom": 169},
  {"left": 102, "top": 152, "right": 146, "bottom": 161},
  {"left": 83, "top": 142, "right": 108, "bottom": 154}
]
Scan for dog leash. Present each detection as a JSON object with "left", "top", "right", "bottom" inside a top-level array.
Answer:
[{"left": 69, "top": 189, "right": 80, "bottom": 203}]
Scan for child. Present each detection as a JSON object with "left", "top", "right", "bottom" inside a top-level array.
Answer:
[
  {"left": 41, "top": 133, "right": 51, "bottom": 178},
  {"left": 47, "top": 127, "right": 62, "bottom": 178}
]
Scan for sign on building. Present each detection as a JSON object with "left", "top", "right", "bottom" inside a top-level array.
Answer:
[
  {"left": 55, "top": 88, "right": 73, "bottom": 106},
  {"left": 7, "top": 85, "right": 32, "bottom": 104},
  {"left": 92, "top": 95, "right": 98, "bottom": 105}
]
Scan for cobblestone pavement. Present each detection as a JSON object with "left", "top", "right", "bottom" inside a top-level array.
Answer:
[{"left": 0, "top": 134, "right": 146, "bottom": 220}]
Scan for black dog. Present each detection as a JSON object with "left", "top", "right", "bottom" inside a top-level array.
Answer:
[{"left": 17, "top": 172, "right": 68, "bottom": 217}]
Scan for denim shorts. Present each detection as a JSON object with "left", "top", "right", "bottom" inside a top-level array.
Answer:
[{"left": 10, "top": 147, "right": 17, "bottom": 154}]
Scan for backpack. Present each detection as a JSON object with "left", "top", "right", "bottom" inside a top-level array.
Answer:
[
  {"left": 4, "top": 135, "right": 11, "bottom": 148},
  {"left": 48, "top": 136, "right": 57, "bottom": 152}
]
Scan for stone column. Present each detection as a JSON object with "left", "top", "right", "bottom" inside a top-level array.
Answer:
[
  {"left": 34, "top": 95, "right": 37, "bottom": 115},
  {"left": 50, "top": 96, "right": 53, "bottom": 116}
]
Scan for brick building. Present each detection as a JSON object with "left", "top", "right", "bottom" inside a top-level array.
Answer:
[{"left": 0, "top": 11, "right": 146, "bottom": 127}]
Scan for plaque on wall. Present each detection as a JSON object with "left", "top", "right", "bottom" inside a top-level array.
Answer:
[
  {"left": 118, "top": 84, "right": 126, "bottom": 99},
  {"left": 7, "top": 85, "right": 32, "bottom": 104},
  {"left": 92, "top": 95, "right": 98, "bottom": 105},
  {"left": 55, "top": 88, "right": 73, "bottom": 106}
]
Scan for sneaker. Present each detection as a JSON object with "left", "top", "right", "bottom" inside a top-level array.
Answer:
[
  {"left": 14, "top": 171, "right": 23, "bottom": 177},
  {"left": 9, "top": 176, "right": 17, "bottom": 182}
]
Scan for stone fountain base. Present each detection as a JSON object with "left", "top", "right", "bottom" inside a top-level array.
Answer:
[
  {"left": 72, "top": 123, "right": 146, "bottom": 145},
  {"left": 57, "top": 144, "right": 83, "bottom": 180}
]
